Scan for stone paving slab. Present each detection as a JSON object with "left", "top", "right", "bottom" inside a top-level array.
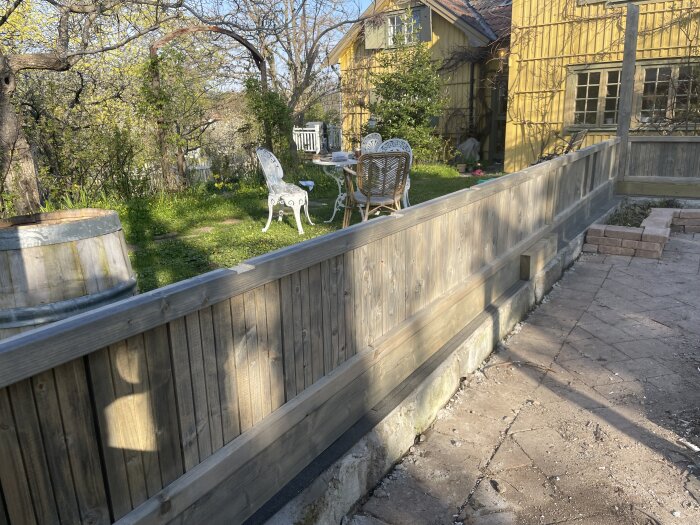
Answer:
[{"left": 349, "top": 234, "right": 700, "bottom": 525}]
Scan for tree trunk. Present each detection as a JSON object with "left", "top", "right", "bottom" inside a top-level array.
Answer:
[
  {"left": 176, "top": 143, "right": 186, "bottom": 184},
  {"left": 0, "top": 55, "right": 40, "bottom": 216}
]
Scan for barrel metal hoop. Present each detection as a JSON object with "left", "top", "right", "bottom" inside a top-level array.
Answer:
[
  {"left": 0, "top": 279, "right": 138, "bottom": 328},
  {"left": 0, "top": 212, "right": 122, "bottom": 249}
]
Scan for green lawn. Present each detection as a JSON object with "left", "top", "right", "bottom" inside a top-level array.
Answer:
[{"left": 103, "top": 163, "right": 494, "bottom": 291}]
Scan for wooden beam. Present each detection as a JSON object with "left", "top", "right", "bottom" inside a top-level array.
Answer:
[{"left": 616, "top": 3, "right": 640, "bottom": 179}]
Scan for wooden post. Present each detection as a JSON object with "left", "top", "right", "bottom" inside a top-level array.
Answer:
[{"left": 616, "top": 2, "right": 640, "bottom": 180}]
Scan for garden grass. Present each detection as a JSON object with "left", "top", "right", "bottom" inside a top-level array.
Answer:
[{"left": 85, "top": 163, "right": 489, "bottom": 291}]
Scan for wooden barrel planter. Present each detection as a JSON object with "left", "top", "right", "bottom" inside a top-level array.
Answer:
[{"left": 0, "top": 209, "right": 137, "bottom": 339}]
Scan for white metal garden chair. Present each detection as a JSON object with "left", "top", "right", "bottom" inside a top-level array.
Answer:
[
  {"left": 256, "top": 148, "right": 314, "bottom": 235},
  {"left": 377, "top": 138, "right": 413, "bottom": 208},
  {"left": 360, "top": 133, "right": 382, "bottom": 154},
  {"left": 342, "top": 151, "right": 411, "bottom": 228}
]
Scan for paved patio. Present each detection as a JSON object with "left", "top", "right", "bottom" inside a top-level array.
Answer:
[{"left": 349, "top": 233, "right": 700, "bottom": 525}]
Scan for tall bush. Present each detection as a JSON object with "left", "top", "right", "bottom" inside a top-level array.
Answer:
[{"left": 367, "top": 20, "right": 448, "bottom": 162}]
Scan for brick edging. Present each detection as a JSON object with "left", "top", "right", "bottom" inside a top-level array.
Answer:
[{"left": 583, "top": 208, "right": 700, "bottom": 259}]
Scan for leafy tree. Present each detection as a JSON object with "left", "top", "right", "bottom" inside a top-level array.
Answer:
[
  {"left": 244, "top": 76, "right": 293, "bottom": 161},
  {"left": 367, "top": 18, "right": 448, "bottom": 162}
]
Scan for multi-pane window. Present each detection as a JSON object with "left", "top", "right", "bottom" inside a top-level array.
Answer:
[
  {"left": 640, "top": 67, "right": 672, "bottom": 121},
  {"left": 604, "top": 70, "right": 621, "bottom": 124},
  {"left": 386, "top": 10, "right": 420, "bottom": 46},
  {"left": 639, "top": 65, "right": 700, "bottom": 124},
  {"left": 572, "top": 69, "right": 621, "bottom": 126},
  {"left": 569, "top": 61, "right": 700, "bottom": 128}
]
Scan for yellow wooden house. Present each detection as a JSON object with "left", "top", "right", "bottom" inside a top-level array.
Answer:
[
  {"left": 505, "top": 0, "right": 700, "bottom": 172},
  {"left": 328, "top": 0, "right": 512, "bottom": 162}
]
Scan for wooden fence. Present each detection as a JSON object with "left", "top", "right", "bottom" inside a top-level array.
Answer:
[
  {"left": 618, "top": 136, "right": 700, "bottom": 198},
  {"left": 0, "top": 138, "right": 620, "bottom": 525},
  {"left": 292, "top": 127, "right": 321, "bottom": 154}
]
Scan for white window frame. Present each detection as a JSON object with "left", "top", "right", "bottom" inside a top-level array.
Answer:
[{"left": 386, "top": 8, "right": 420, "bottom": 47}]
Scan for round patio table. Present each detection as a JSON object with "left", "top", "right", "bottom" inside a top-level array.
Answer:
[{"left": 312, "top": 155, "right": 358, "bottom": 223}]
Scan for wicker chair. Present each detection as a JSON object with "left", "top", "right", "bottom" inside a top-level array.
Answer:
[
  {"left": 342, "top": 152, "right": 411, "bottom": 228},
  {"left": 376, "top": 138, "right": 413, "bottom": 208},
  {"left": 256, "top": 148, "right": 314, "bottom": 235},
  {"left": 360, "top": 133, "right": 382, "bottom": 154}
]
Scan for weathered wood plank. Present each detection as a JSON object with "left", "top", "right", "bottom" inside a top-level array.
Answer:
[
  {"left": 109, "top": 339, "right": 150, "bottom": 506},
  {"left": 86, "top": 349, "right": 133, "bottom": 520},
  {"left": 264, "top": 281, "right": 285, "bottom": 411},
  {"left": 320, "top": 260, "right": 333, "bottom": 375},
  {"left": 230, "top": 294, "right": 252, "bottom": 432},
  {"left": 143, "top": 326, "right": 184, "bottom": 487},
  {"left": 198, "top": 307, "right": 224, "bottom": 452},
  {"left": 7, "top": 379, "right": 59, "bottom": 524},
  {"left": 212, "top": 300, "right": 240, "bottom": 442},
  {"left": 53, "top": 359, "right": 110, "bottom": 524},
  {"left": 291, "top": 271, "right": 305, "bottom": 393},
  {"left": 0, "top": 388, "right": 37, "bottom": 525},
  {"left": 184, "top": 312, "right": 212, "bottom": 462},
  {"left": 330, "top": 256, "right": 343, "bottom": 368},
  {"left": 299, "top": 269, "right": 313, "bottom": 389},
  {"left": 279, "top": 276, "right": 296, "bottom": 401},
  {"left": 308, "top": 264, "right": 324, "bottom": 383},
  {"left": 243, "top": 291, "right": 263, "bottom": 425},
  {"left": 168, "top": 317, "right": 199, "bottom": 471},
  {"left": 253, "top": 286, "right": 273, "bottom": 417}
]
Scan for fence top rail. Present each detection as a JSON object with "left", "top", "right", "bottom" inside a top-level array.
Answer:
[
  {"left": 0, "top": 139, "right": 619, "bottom": 389},
  {"left": 629, "top": 136, "right": 700, "bottom": 143}
]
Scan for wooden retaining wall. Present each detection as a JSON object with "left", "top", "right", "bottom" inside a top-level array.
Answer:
[
  {"left": 0, "top": 138, "right": 619, "bottom": 525},
  {"left": 618, "top": 136, "right": 700, "bottom": 198}
]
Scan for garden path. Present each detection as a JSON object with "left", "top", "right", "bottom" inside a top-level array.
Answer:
[{"left": 349, "top": 233, "right": 700, "bottom": 525}]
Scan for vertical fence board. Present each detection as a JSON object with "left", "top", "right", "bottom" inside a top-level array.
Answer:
[
  {"left": 231, "top": 295, "right": 252, "bottom": 432},
  {"left": 86, "top": 350, "right": 131, "bottom": 520},
  {"left": 308, "top": 264, "right": 324, "bottom": 383},
  {"left": 143, "top": 326, "right": 183, "bottom": 487},
  {"left": 168, "top": 318, "right": 199, "bottom": 471},
  {"left": 184, "top": 312, "right": 212, "bottom": 462},
  {"left": 320, "top": 260, "right": 334, "bottom": 375},
  {"left": 198, "top": 307, "right": 224, "bottom": 452},
  {"left": 264, "top": 282, "right": 285, "bottom": 411},
  {"left": 0, "top": 388, "right": 37, "bottom": 525},
  {"left": 34, "top": 368, "right": 85, "bottom": 523},
  {"left": 53, "top": 359, "right": 110, "bottom": 524},
  {"left": 243, "top": 291, "right": 263, "bottom": 424},
  {"left": 279, "top": 276, "right": 296, "bottom": 401},
  {"left": 291, "top": 271, "right": 305, "bottom": 393},
  {"left": 253, "top": 286, "right": 273, "bottom": 417},
  {"left": 109, "top": 338, "right": 150, "bottom": 505},
  {"left": 7, "top": 380, "right": 58, "bottom": 525},
  {"left": 299, "top": 269, "right": 313, "bottom": 389},
  {"left": 212, "top": 300, "right": 240, "bottom": 442}
]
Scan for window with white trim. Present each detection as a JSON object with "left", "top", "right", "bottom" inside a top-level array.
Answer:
[{"left": 386, "top": 10, "right": 420, "bottom": 46}]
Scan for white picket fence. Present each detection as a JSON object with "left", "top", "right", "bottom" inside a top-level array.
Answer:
[
  {"left": 292, "top": 127, "right": 321, "bottom": 154},
  {"left": 327, "top": 124, "right": 342, "bottom": 151},
  {"left": 292, "top": 123, "right": 343, "bottom": 154}
]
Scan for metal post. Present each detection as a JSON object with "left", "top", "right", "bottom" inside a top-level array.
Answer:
[{"left": 616, "top": 3, "right": 640, "bottom": 180}]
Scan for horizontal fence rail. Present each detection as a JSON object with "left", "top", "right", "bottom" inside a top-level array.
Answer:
[
  {"left": 619, "top": 135, "right": 700, "bottom": 198},
  {"left": 0, "top": 139, "right": 620, "bottom": 525}
]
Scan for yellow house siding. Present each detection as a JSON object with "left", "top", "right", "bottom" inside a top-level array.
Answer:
[
  {"left": 505, "top": 0, "right": 700, "bottom": 172},
  {"left": 338, "top": 6, "right": 478, "bottom": 151}
]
